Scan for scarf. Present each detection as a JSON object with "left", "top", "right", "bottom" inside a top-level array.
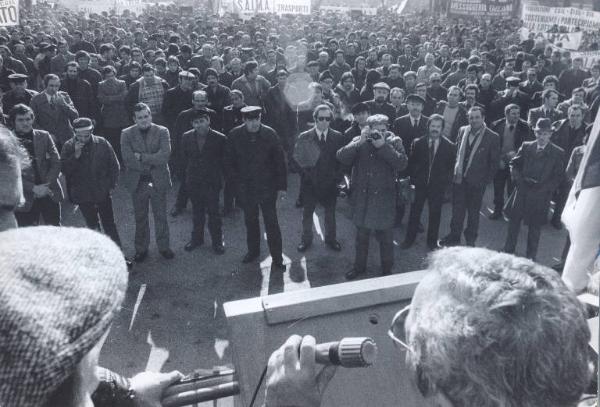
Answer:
[{"left": 454, "top": 124, "right": 486, "bottom": 184}]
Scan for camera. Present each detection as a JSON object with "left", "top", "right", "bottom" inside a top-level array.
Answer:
[{"left": 368, "top": 130, "right": 382, "bottom": 142}]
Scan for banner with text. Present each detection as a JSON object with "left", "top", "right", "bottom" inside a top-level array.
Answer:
[
  {"left": 448, "top": 0, "right": 514, "bottom": 18},
  {"left": 0, "top": 0, "right": 18, "bottom": 27},
  {"left": 319, "top": 5, "right": 377, "bottom": 15},
  {"left": 519, "top": 27, "right": 583, "bottom": 50},
  {"left": 522, "top": 4, "right": 600, "bottom": 32},
  {"left": 233, "top": 0, "right": 310, "bottom": 17}
]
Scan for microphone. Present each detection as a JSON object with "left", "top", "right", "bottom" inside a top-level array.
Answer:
[{"left": 314, "top": 337, "right": 377, "bottom": 367}]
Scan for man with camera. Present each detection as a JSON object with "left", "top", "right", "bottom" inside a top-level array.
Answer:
[
  {"left": 337, "top": 114, "right": 407, "bottom": 280},
  {"left": 401, "top": 114, "right": 456, "bottom": 250},
  {"left": 294, "top": 104, "right": 345, "bottom": 253}
]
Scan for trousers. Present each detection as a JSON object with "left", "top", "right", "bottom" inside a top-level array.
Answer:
[
  {"left": 243, "top": 197, "right": 283, "bottom": 263},
  {"left": 492, "top": 167, "right": 514, "bottom": 212},
  {"left": 79, "top": 195, "right": 122, "bottom": 247},
  {"left": 15, "top": 196, "right": 61, "bottom": 226},
  {"left": 449, "top": 182, "right": 486, "bottom": 245},
  {"left": 405, "top": 186, "right": 443, "bottom": 245},
  {"left": 354, "top": 226, "right": 394, "bottom": 274},
  {"left": 189, "top": 185, "right": 222, "bottom": 245},
  {"left": 132, "top": 181, "right": 170, "bottom": 253},
  {"left": 503, "top": 215, "right": 542, "bottom": 260}
]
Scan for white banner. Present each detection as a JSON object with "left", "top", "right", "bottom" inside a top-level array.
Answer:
[
  {"left": 319, "top": 5, "right": 377, "bottom": 14},
  {"left": 522, "top": 4, "right": 600, "bottom": 32},
  {"left": 275, "top": 0, "right": 310, "bottom": 14},
  {"left": 568, "top": 49, "right": 600, "bottom": 69},
  {"left": 519, "top": 27, "right": 583, "bottom": 50},
  {"left": 0, "top": 0, "right": 19, "bottom": 27},
  {"left": 234, "top": 0, "right": 309, "bottom": 17}
]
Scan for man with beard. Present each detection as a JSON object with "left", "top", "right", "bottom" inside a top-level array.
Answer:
[
  {"left": 60, "top": 61, "right": 96, "bottom": 122},
  {"left": 401, "top": 114, "right": 456, "bottom": 250},
  {"left": 333, "top": 72, "right": 360, "bottom": 116},
  {"left": 204, "top": 68, "right": 232, "bottom": 121},
  {"left": 365, "top": 82, "right": 396, "bottom": 122},
  {"left": 226, "top": 106, "right": 287, "bottom": 270},
  {"left": 2, "top": 74, "right": 37, "bottom": 115}
]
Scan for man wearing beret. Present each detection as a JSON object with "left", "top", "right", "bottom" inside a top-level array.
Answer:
[
  {"left": 225, "top": 106, "right": 287, "bottom": 269},
  {"left": 1, "top": 73, "right": 37, "bottom": 115},
  {"left": 60, "top": 117, "right": 130, "bottom": 267},
  {"left": 181, "top": 108, "right": 228, "bottom": 254},
  {"left": 8, "top": 103, "right": 63, "bottom": 227},
  {"left": 503, "top": 118, "right": 565, "bottom": 261},
  {"left": 121, "top": 102, "right": 174, "bottom": 262}
]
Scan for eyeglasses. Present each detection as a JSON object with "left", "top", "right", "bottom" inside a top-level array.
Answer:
[
  {"left": 387, "top": 305, "right": 412, "bottom": 352},
  {"left": 317, "top": 116, "right": 332, "bottom": 122}
]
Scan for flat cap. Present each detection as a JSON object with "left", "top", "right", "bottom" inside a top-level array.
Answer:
[
  {"left": 351, "top": 101, "right": 369, "bottom": 114},
  {"left": 190, "top": 107, "right": 211, "bottom": 119},
  {"left": 8, "top": 73, "right": 28, "bottom": 82},
  {"left": 406, "top": 93, "right": 426, "bottom": 104},
  {"left": 429, "top": 72, "right": 441, "bottom": 80},
  {"left": 241, "top": 106, "right": 262, "bottom": 115},
  {"left": 506, "top": 76, "right": 521, "bottom": 86},
  {"left": 534, "top": 118, "right": 554, "bottom": 132},
  {"left": 373, "top": 82, "right": 390, "bottom": 91},
  {"left": 0, "top": 226, "right": 128, "bottom": 407},
  {"left": 319, "top": 70, "right": 333, "bottom": 82},
  {"left": 72, "top": 117, "right": 94, "bottom": 130},
  {"left": 178, "top": 70, "right": 195, "bottom": 79}
]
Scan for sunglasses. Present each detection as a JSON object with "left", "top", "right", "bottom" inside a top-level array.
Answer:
[{"left": 317, "top": 116, "right": 332, "bottom": 121}]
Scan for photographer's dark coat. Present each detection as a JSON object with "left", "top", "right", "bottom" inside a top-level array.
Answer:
[
  {"left": 336, "top": 132, "right": 408, "bottom": 229},
  {"left": 504, "top": 141, "right": 565, "bottom": 226}
]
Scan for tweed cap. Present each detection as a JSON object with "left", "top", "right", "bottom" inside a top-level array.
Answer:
[{"left": 0, "top": 226, "right": 128, "bottom": 406}]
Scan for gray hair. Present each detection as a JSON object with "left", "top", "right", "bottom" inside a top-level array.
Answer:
[{"left": 407, "top": 247, "right": 592, "bottom": 407}]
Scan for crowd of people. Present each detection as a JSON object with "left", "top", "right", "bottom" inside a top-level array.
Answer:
[
  {"left": 0, "top": 2, "right": 598, "bottom": 407},
  {"left": 1, "top": 3, "right": 599, "bottom": 288}
]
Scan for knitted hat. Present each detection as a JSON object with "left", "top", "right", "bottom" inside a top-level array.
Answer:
[{"left": 0, "top": 226, "right": 128, "bottom": 406}]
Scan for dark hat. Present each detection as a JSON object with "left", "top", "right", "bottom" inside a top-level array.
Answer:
[
  {"left": 534, "top": 118, "right": 554, "bottom": 132},
  {"left": 72, "top": 117, "right": 94, "bottom": 130},
  {"left": 373, "top": 82, "right": 390, "bottom": 91},
  {"left": 40, "top": 43, "right": 56, "bottom": 52},
  {"left": 307, "top": 60, "right": 318, "bottom": 68},
  {"left": 241, "top": 105, "right": 262, "bottom": 117},
  {"left": 241, "top": 47, "right": 253, "bottom": 53},
  {"left": 178, "top": 70, "right": 195, "bottom": 79},
  {"left": 406, "top": 93, "right": 426, "bottom": 105},
  {"left": 8, "top": 73, "right": 27, "bottom": 82},
  {"left": 504, "top": 57, "right": 516, "bottom": 64},
  {"left": 191, "top": 107, "right": 211, "bottom": 120},
  {"left": 319, "top": 70, "right": 333, "bottom": 82},
  {"left": 506, "top": 76, "right": 521, "bottom": 86},
  {"left": 149, "top": 33, "right": 161, "bottom": 41},
  {"left": 351, "top": 102, "right": 369, "bottom": 114},
  {"left": 0, "top": 226, "right": 127, "bottom": 407}
]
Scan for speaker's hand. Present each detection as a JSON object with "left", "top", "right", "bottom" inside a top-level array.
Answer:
[{"left": 265, "top": 335, "right": 337, "bottom": 407}]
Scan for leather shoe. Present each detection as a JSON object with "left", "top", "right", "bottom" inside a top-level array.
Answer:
[
  {"left": 550, "top": 218, "right": 563, "bottom": 230},
  {"left": 213, "top": 243, "right": 225, "bottom": 255},
  {"left": 325, "top": 240, "right": 342, "bottom": 251},
  {"left": 242, "top": 252, "right": 259, "bottom": 263},
  {"left": 345, "top": 268, "right": 364, "bottom": 280},
  {"left": 134, "top": 251, "right": 148, "bottom": 263},
  {"left": 400, "top": 240, "right": 414, "bottom": 249},
  {"left": 297, "top": 241, "right": 311, "bottom": 252},
  {"left": 439, "top": 236, "right": 459, "bottom": 247},
  {"left": 488, "top": 210, "right": 503, "bottom": 220},
  {"left": 170, "top": 206, "right": 184, "bottom": 217},
  {"left": 184, "top": 239, "right": 203, "bottom": 251},
  {"left": 427, "top": 241, "right": 442, "bottom": 250},
  {"left": 272, "top": 259, "right": 286, "bottom": 270},
  {"left": 160, "top": 249, "right": 175, "bottom": 259}
]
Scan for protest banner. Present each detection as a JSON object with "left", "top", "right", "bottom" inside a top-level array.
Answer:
[
  {"left": 0, "top": 0, "right": 19, "bottom": 26},
  {"left": 568, "top": 50, "right": 600, "bottom": 69},
  {"left": 519, "top": 27, "right": 583, "bottom": 50},
  {"left": 319, "top": 5, "right": 377, "bottom": 15},
  {"left": 275, "top": 0, "right": 310, "bottom": 15},
  {"left": 522, "top": 4, "right": 600, "bottom": 32},
  {"left": 448, "top": 0, "right": 514, "bottom": 18},
  {"left": 233, "top": 0, "right": 276, "bottom": 18}
]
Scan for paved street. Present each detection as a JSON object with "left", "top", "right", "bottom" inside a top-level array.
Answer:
[{"left": 61, "top": 174, "right": 568, "bottom": 404}]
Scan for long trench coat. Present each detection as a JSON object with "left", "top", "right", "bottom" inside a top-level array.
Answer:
[{"left": 504, "top": 141, "right": 565, "bottom": 226}]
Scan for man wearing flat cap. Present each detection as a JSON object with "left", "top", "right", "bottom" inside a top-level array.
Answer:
[
  {"left": 181, "top": 108, "right": 228, "bottom": 254},
  {"left": 490, "top": 76, "right": 530, "bottom": 122},
  {"left": 60, "top": 117, "right": 128, "bottom": 266},
  {"left": 226, "top": 106, "right": 287, "bottom": 270},
  {"left": 365, "top": 82, "right": 396, "bottom": 122},
  {"left": 503, "top": 118, "right": 565, "bottom": 261},
  {"left": 1, "top": 73, "right": 37, "bottom": 115}
]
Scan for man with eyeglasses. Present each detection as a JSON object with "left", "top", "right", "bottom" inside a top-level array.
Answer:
[
  {"left": 294, "top": 104, "right": 345, "bottom": 254},
  {"left": 263, "top": 247, "right": 592, "bottom": 407}
]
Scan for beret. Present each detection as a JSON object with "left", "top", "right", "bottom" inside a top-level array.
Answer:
[
  {"left": 0, "top": 226, "right": 128, "bottom": 406},
  {"left": 191, "top": 107, "right": 210, "bottom": 119},
  {"left": 506, "top": 76, "right": 521, "bottom": 85},
  {"left": 351, "top": 102, "right": 369, "bottom": 114},
  {"left": 406, "top": 93, "right": 426, "bottom": 104},
  {"left": 72, "top": 117, "right": 94, "bottom": 130}
]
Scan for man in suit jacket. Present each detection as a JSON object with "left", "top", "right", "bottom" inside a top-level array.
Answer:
[
  {"left": 10, "top": 104, "right": 63, "bottom": 226},
  {"left": 441, "top": 107, "right": 500, "bottom": 247},
  {"left": 401, "top": 114, "right": 456, "bottom": 250},
  {"left": 392, "top": 94, "right": 429, "bottom": 155},
  {"left": 527, "top": 89, "right": 564, "bottom": 132},
  {"left": 365, "top": 82, "right": 396, "bottom": 123},
  {"left": 293, "top": 104, "right": 345, "bottom": 253},
  {"left": 120, "top": 102, "right": 174, "bottom": 263},
  {"left": 264, "top": 69, "right": 296, "bottom": 157},
  {"left": 29, "top": 73, "right": 79, "bottom": 151},
  {"left": 489, "top": 104, "right": 532, "bottom": 219},
  {"left": 489, "top": 76, "right": 530, "bottom": 122},
  {"left": 225, "top": 106, "right": 287, "bottom": 270},
  {"left": 181, "top": 109, "right": 228, "bottom": 254},
  {"left": 503, "top": 118, "right": 565, "bottom": 261}
]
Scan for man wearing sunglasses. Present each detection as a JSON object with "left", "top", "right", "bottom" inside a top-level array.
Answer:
[
  {"left": 264, "top": 247, "right": 593, "bottom": 407},
  {"left": 293, "top": 104, "right": 345, "bottom": 254}
]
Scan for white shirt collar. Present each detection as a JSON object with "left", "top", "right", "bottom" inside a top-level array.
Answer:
[{"left": 316, "top": 129, "right": 328, "bottom": 140}]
